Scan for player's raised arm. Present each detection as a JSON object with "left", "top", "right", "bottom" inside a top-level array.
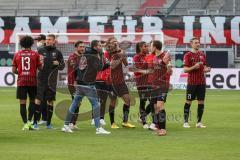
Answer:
[
  {"left": 120, "top": 50, "right": 128, "bottom": 66},
  {"left": 110, "top": 55, "right": 122, "bottom": 69}
]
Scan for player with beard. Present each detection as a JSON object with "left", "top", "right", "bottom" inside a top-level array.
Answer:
[
  {"left": 151, "top": 40, "right": 172, "bottom": 136},
  {"left": 104, "top": 37, "right": 135, "bottom": 128},
  {"left": 67, "top": 41, "right": 86, "bottom": 130},
  {"left": 183, "top": 37, "right": 211, "bottom": 128},
  {"left": 95, "top": 45, "right": 118, "bottom": 127}
]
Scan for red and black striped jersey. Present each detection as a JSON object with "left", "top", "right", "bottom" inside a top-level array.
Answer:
[
  {"left": 152, "top": 52, "right": 168, "bottom": 89},
  {"left": 133, "top": 53, "right": 148, "bottom": 87},
  {"left": 12, "top": 49, "right": 42, "bottom": 86},
  {"left": 183, "top": 51, "right": 206, "bottom": 85},
  {"left": 67, "top": 52, "right": 80, "bottom": 85},
  {"left": 110, "top": 53, "right": 125, "bottom": 85},
  {"left": 145, "top": 53, "right": 155, "bottom": 85}
]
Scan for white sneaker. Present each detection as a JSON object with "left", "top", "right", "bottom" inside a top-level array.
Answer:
[
  {"left": 183, "top": 122, "right": 191, "bottom": 128},
  {"left": 143, "top": 124, "right": 149, "bottom": 129},
  {"left": 91, "top": 119, "right": 95, "bottom": 125},
  {"left": 100, "top": 119, "right": 106, "bottom": 126},
  {"left": 69, "top": 123, "right": 79, "bottom": 130},
  {"left": 61, "top": 125, "right": 73, "bottom": 133},
  {"left": 38, "top": 120, "right": 47, "bottom": 125},
  {"left": 96, "top": 127, "right": 111, "bottom": 135},
  {"left": 196, "top": 122, "right": 206, "bottom": 128},
  {"left": 149, "top": 123, "right": 158, "bottom": 131}
]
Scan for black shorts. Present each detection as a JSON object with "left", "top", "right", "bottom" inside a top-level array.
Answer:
[
  {"left": 137, "top": 86, "right": 151, "bottom": 101},
  {"left": 36, "top": 84, "right": 56, "bottom": 102},
  {"left": 151, "top": 87, "right": 168, "bottom": 103},
  {"left": 111, "top": 83, "right": 129, "bottom": 97},
  {"left": 96, "top": 81, "right": 108, "bottom": 92},
  {"left": 16, "top": 86, "right": 37, "bottom": 100},
  {"left": 186, "top": 84, "right": 206, "bottom": 101}
]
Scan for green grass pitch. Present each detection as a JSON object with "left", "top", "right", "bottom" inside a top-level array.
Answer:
[{"left": 0, "top": 87, "right": 239, "bottom": 160}]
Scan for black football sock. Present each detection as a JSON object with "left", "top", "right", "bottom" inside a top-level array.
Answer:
[
  {"left": 151, "top": 104, "right": 156, "bottom": 124},
  {"left": 28, "top": 102, "right": 35, "bottom": 122},
  {"left": 100, "top": 98, "right": 107, "bottom": 120},
  {"left": 145, "top": 103, "right": 153, "bottom": 115},
  {"left": 20, "top": 104, "right": 27, "bottom": 124},
  {"left": 33, "top": 104, "right": 41, "bottom": 125},
  {"left": 123, "top": 104, "right": 130, "bottom": 123},
  {"left": 47, "top": 105, "right": 53, "bottom": 126},
  {"left": 139, "top": 99, "right": 146, "bottom": 125},
  {"left": 152, "top": 114, "right": 157, "bottom": 124},
  {"left": 109, "top": 105, "right": 115, "bottom": 124},
  {"left": 197, "top": 104, "right": 204, "bottom": 123},
  {"left": 184, "top": 103, "right": 191, "bottom": 123},
  {"left": 41, "top": 102, "right": 47, "bottom": 121},
  {"left": 158, "top": 110, "right": 166, "bottom": 130}
]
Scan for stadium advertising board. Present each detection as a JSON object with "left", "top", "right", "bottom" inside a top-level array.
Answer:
[
  {"left": 170, "top": 68, "right": 240, "bottom": 90},
  {"left": 1, "top": 67, "right": 240, "bottom": 90}
]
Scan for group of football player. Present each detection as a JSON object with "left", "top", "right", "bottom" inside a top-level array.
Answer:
[{"left": 12, "top": 34, "right": 211, "bottom": 136}]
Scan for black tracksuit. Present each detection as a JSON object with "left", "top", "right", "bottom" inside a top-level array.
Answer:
[{"left": 36, "top": 45, "right": 65, "bottom": 101}]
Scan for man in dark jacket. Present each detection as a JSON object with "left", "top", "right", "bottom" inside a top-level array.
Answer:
[
  {"left": 34, "top": 34, "right": 48, "bottom": 125},
  {"left": 62, "top": 40, "right": 110, "bottom": 134},
  {"left": 34, "top": 34, "right": 65, "bottom": 129}
]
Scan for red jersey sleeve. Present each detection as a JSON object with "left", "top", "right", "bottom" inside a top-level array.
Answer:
[
  {"left": 67, "top": 54, "right": 77, "bottom": 85},
  {"left": 12, "top": 53, "right": 18, "bottom": 67},
  {"left": 133, "top": 54, "right": 141, "bottom": 68},
  {"left": 104, "top": 52, "right": 111, "bottom": 61},
  {"left": 183, "top": 52, "right": 191, "bottom": 67}
]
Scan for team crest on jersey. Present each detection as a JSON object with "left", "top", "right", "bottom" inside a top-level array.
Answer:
[
  {"left": 191, "top": 58, "right": 195, "bottom": 63},
  {"left": 79, "top": 56, "right": 87, "bottom": 70}
]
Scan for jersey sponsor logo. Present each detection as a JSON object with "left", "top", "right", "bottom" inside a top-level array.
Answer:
[{"left": 52, "top": 52, "right": 57, "bottom": 58}]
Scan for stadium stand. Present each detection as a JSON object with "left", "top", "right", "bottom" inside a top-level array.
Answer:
[{"left": 0, "top": 0, "right": 239, "bottom": 16}]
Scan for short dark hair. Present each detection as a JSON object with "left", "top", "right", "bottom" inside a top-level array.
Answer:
[
  {"left": 20, "top": 36, "right": 34, "bottom": 49},
  {"left": 136, "top": 41, "right": 146, "bottom": 53},
  {"left": 47, "top": 34, "right": 56, "bottom": 39},
  {"left": 91, "top": 40, "right": 99, "bottom": 48},
  {"left": 34, "top": 34, "right": 46, "bottom": 41},
  {"left": 152, "top": 40, "right": 162, "bottom": 51},
  {"left": 74, "top": 41, "right": 84, "bottom": 48}
]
